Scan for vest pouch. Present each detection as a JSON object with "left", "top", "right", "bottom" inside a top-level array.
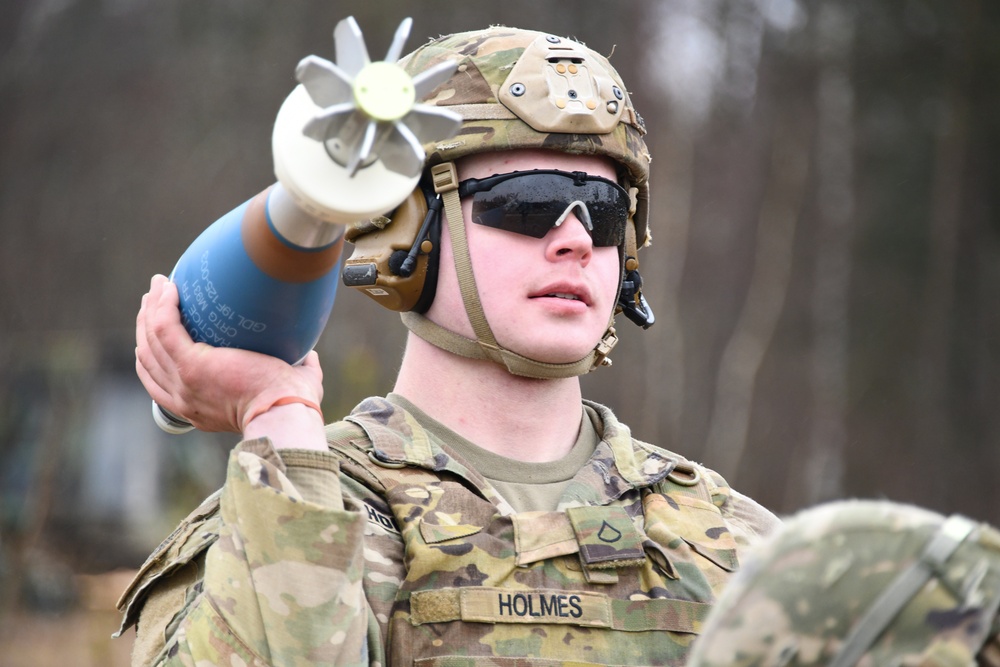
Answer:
[
  {"left": 642, "top": 491, "right": 739, "bottom": 581},
  {"left": 420, "top": 514, "right": 484, "bottom": 544}
]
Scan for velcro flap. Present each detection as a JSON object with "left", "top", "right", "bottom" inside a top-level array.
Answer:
[
  {"left": 419, "top": 511, "right": 483, "bottom": 544},
  {"left": 513, "top": 511, "right": 579, "bottom": 566},
  {"left": 567, "top": 505, "right": 645, "bottom": 569},
  {"left": 668, "top": 494, "right": 739, "bottom": 572}
]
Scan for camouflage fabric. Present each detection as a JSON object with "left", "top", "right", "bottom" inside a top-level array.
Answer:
[
  {"left": 687, "top": 500, "right": 1000, "bottom": 667},
  {"left": 119, "top": 441, "right": 370, "bottom": 666},
  {"left": 119, "top": 397, "right": 779, "bottom": 666},
  {"left": 397, "top": 26, "right": 651, "bottom": 246}
]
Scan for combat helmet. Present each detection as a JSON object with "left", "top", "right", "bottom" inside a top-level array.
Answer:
[
  {"left": 687, "top": 500, "right": 1000, "bottom": 667},
  {"left": 341, "top": 26, "right": 654, "bottom": 379}
]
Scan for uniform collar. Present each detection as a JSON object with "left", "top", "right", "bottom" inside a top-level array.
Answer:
[{"left": 346, "top": 396, "right": 679, "bottom": 507}]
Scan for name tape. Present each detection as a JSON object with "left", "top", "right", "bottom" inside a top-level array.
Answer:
[
  {"left": 411, "top": 588, "right": 610, "bottom": 627},
  {"left": 409, "top": 587, "right": 713, "bottom": 633},
  {"left": 364, "top": 502, "right": 400, "bottom": 534}
]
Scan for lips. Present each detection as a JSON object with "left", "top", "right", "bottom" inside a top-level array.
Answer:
[{"left": 530, "top": 283, "right": 592, "bottom": 306}]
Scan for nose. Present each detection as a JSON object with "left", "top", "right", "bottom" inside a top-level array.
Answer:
[{"left": 546, "top": 206, "right": 593, "bottom": 263}]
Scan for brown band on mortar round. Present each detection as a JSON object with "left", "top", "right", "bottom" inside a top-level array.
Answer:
[{"left": 241, "top": 190, "right": 345, "bottom": 284}]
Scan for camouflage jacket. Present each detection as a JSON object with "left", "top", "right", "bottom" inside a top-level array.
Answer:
[{"left": 118, "top": 397, "right": 779, "bottom": 666}]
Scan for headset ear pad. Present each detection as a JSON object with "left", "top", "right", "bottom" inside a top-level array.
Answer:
[{"left": 342, "top": 186, "right": 441, "bottom": 313}]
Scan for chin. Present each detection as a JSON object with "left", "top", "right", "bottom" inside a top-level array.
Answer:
[
  {"left": 507, "top": 339, "right": 601, "bottom": 365},
  {"left": 493, "top": 317, "right": 611, "bottom": 365}
]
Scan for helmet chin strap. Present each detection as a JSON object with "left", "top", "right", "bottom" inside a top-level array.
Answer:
[{"left": 399, "top": 162, "right": 619, "bottom": 380}]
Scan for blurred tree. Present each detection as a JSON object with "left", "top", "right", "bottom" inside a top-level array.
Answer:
[{"left": 793, "top": 2, "right": 856, "bottom": 508}]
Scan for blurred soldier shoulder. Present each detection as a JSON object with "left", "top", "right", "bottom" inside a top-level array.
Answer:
[{"left": 688, "top": 499, "right": 1000, "bottom": 667}]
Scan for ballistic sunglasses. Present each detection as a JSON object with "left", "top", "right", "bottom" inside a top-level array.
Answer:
[{"left": 456, "top": 169, "right": 630, "bottom": 247}]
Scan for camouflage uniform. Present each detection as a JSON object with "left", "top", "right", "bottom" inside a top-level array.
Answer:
[
  {"left": 118, "top": 397, "right": 778, "bottom": 666},
  {"left": 687, "top": 499, "right": 1000, "bottom": 667}
]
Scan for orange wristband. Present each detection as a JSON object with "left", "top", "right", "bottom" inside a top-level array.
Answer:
[{"left": 242, "top": 396, "right": 323, "bottom": 431}]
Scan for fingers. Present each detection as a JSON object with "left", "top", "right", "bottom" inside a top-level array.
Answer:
[
  {"left": 144, "top": 276, "right": 189, "bottom": 374},
  {"left": 136, "top": 275, "right": 192, "bottom": 418},
  {"left": 135, "top": 353, "right": 172, "bottom": 409},
  {"left": 137, "top": 276, "right": 165, "bottom": 357},
  {"left": 137, "top": 277, "right": 170, "bottom": 380},
  {"left": 136, "top": 276, "right": 163, "bottom": 381}
]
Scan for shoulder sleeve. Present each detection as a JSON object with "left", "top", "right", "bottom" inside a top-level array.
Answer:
[
  {"left": 153, "top": 438, "right": 371, "bottom": 667},
  {"left": 719, "top": 487, "right": 782, "bottom": 550},
  {"left": 694, "top": 465, "right": 781, "bottom": 552}
]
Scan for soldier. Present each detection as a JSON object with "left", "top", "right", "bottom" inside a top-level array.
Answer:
[
  {"left": 687, "top": 499, "right": 1000, "bottom": 667},
  {"left": 123, "top": 24, "right": 780, "bottom": 666}
]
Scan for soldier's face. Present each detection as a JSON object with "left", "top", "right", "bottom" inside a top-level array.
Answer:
[{"left": 426, "top": 148, "right": 621, "bottom": 365}]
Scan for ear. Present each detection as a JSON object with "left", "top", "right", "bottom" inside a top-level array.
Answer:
[{"left": 342, "top": 186, "right": 442, "bottom": 312}]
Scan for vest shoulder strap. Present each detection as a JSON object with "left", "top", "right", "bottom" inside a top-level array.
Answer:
[
  {"left": 648, "top": 447, "right": 733, "bottom": 510},
  {"left": 324, "top": 418, "right": 442, "bottom": 493}
]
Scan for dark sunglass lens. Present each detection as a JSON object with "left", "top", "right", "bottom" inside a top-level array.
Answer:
[
  {"left": 469, "top": 191, "right": 513, "bottom": 229},
  {"left": 471, "top": 182, "right": 561, "bottom": 238},
  {"left": 467, "top": 171, "right": 629, "bottom": 246},
  {"left": 585, "top": 186, "right": 629, "bottom": 246}
]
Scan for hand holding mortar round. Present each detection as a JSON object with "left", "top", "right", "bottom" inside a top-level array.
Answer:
[{"left": 153, "top": 17, "right": 461, "bottom": 433}]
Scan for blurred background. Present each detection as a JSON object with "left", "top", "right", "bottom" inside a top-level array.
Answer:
[{"left": 1, "top": 0, "right": 997, "bottom": 663}]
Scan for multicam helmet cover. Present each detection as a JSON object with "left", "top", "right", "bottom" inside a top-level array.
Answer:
[
  {"left": 399, "top": 26, "right": 651, "bottom": 245},
  {"left": 687, "top": 500, "right": 1000, "bottom": 667}
]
